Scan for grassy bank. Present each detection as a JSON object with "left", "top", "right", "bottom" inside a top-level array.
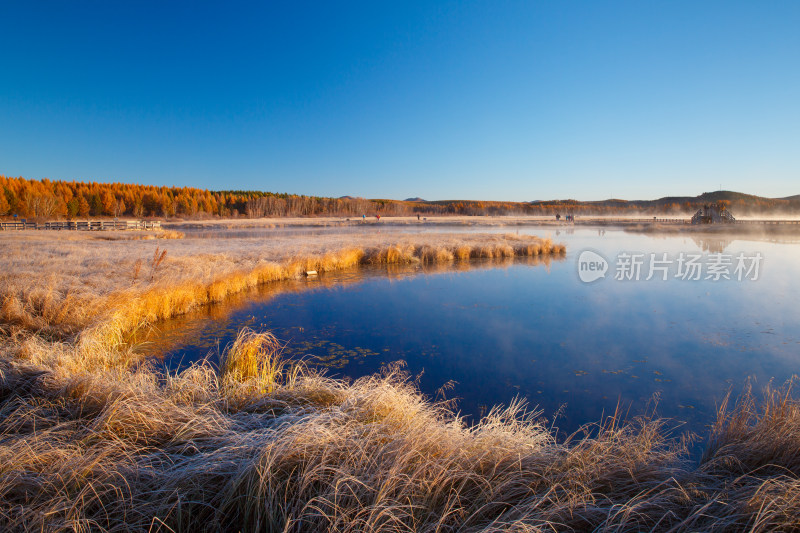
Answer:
[
  {"left": 2, "top": 330, "right": 800, "bottom": 531},
  {"left": 1, "top": 231, "right": 563, "bottom": 369},
  {"left": 2, "top": 229, "right": 800, "bottom": 531}
]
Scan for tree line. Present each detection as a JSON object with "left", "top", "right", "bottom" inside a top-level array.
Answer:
[
  {"left": 0, "top": 176, "right": 416, "bottom": 219},
  {"left": 1, "top": 175, "right": 796, "bottom": 220}
]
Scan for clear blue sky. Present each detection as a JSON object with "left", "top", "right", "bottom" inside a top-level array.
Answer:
[{"left": 1, "top": 1, "right": 798, "bottom": 201}]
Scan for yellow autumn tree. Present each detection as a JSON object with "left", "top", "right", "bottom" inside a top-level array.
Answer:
[
  {"left": 0, "top": 190, "right": 10, "bottom": 215},
  {"left": 101, "top": 191, "right": 117, "bottom": 216}
]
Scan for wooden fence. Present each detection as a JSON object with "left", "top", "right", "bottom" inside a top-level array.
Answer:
[
  {"left": 734, "top": 220, "right": 800, "bottom": 225},
  {"left": 577, "top": 218, "right": 690, "bottom": 224},
  {"left": 0, "top": 220, "right": 161, "bottom": 231}
]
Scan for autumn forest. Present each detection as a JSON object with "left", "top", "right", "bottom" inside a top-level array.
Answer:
[{"left": 1, "top": 175, "right": 797, "bottom": 220}]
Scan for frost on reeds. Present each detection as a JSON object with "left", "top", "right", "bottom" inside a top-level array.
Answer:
[
  {"left": 0, "top": 232, "right": 564, "bottom": 345},
  {"left": 1, "top": 235, "right": 564, "bottom": 369},
  {"left": 220, "top": 328, "right": 305, "bottom": 397},
  {"left": 5, "top": 229, "right": 800, "bottom": 529},
  {"left": 362, "top": 237, "right": 564, "bottom": 265},
  {"left": 3, "top": 339, "right": 800, "bottom": 531}
]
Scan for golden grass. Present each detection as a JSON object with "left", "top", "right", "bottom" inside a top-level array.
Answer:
[
  {"left": 0, "top": 232, "right": 564, "bottom": 370},
  {"left": 219, "top": 328, "right": 304, "bottom": 395},
  {"left": 158, "top": 229, "right": 185, "bottom": 239},
  {"left": 2, "top": 337, "right": 800, "bottom": 531},
  {"left": 5, "top": 228, "right": 800, "bottom": 530}
]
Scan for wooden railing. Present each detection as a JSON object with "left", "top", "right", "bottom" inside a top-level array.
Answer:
[
  {"left": 576, "top": 218, "right": 690, "bottom": 224},
  {"left": 575, "top": 218, "right": 800, "bottom": 225},
  {"left": 734, "top": 220, "right": 800, "bottom": 225},
  {"left": 0, "top": 220, "right": 161, "bottom": 231}
]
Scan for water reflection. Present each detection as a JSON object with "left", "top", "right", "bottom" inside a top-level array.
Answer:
[
  {"left": 691, "top": 236, "right": 733, "bottom": 253},
  {"left": 133, "top": 255, "right": 558, "bottom": 362},
  {"left": 139, "top": 227, "right": 800, "bottom": 444}
]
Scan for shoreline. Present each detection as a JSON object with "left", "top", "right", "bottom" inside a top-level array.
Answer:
[
  {"left": 2, "top": 226, "right": 800, "bottom": 530},
  {"left": 165, "top": 214, "right": 800, "bottom": 235}
]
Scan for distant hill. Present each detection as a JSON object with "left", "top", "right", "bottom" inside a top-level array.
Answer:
[
  {"left": 528, "top": 190, "right": 799, "bottom": 213},
  {"left": 427, "top": 191, "right": 799, "bottom": 216},
  {"left": 404, "top": 197, "right": 426, "bottom": 202},
  {"left": 644, "top": 191, "right": 770, "bottom": 206}
]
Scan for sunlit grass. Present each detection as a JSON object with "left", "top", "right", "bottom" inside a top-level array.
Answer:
[
  {"left": 6, "top": 228, "right": 800, "bottom": 530},
  {"left": 0, "top": 232, "right": 564, "bottom": 362},
  {"left": 219, "top": 328, "right": 305, "bottom": 395},
  {"left": 2, "top": 338, "right": 800, "bottom": 530}
]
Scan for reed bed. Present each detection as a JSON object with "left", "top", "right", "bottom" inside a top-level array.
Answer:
[
  {"left": 2, "top": 331, "right": 800, "bottom": 531},
  {"left": 3, "top": 228, "right": 799, "bottom": 531},
  {"left": 0, "top": 231, "right": 563, "bottom": 362}
]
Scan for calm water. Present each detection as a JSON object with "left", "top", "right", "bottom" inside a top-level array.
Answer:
[{"left": 138, "top": 227, "right": 800, "bottom": 439}]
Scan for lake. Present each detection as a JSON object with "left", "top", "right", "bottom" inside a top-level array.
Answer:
[{"left": 137, "top": 226, "right": 800, "bottom": 441}]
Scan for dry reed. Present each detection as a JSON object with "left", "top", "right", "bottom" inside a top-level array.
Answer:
[
  {"left": 5, "top": 229, "right": 799, "bottom": 531},
  {"left": 0, "top": 232, "right": 564, "bottom": 368},
  {"left": 2, "top": 338, "right": 800, "bottom": 531}
]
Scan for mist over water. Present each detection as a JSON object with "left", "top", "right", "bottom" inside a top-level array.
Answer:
[{"left": 140, "top": 227, "right": 800, "bottom": 439}]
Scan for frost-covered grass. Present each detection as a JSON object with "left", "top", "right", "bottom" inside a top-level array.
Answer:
[{"left": 3, "top": 227, "right": 799, "bottom": 532}]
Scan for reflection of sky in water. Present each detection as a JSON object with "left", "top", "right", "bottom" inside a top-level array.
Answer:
[{"left": 143, "top": 228, "right": 800, "bottom": 441}]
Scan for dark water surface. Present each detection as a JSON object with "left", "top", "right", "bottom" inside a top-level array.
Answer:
[{"left": 138, "top": 227, "right": 800, "bottom": 439}]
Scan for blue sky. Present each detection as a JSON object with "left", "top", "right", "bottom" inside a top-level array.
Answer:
[{"left": 1, "top": 1, "right": 798, "bottom": 201}]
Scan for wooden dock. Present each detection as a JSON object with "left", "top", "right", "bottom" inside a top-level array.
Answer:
[{"left": 0, "top": 220, "right": 161, "bottom": 231}]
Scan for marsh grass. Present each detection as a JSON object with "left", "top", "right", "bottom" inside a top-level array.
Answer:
[
  {"left": 219, "top": 329, "right": 305, "bottom": 395},
  {"left": 1, "top": 232, "right": 564, "bottom": 367},
  {"left": 2, "top": 337, "right": 800, "bottom": 531},
  {"left": 4, "top": 229, "right": 800, "bottom": 531},
  {"left": 150, "top": 246, "right": 168, "bottom": 282}
]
